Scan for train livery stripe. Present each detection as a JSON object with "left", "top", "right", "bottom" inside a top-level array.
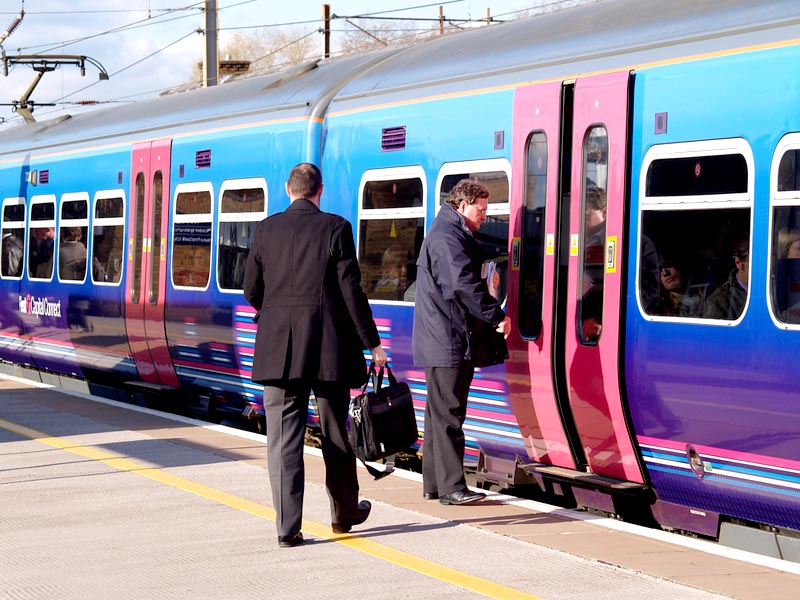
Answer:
[
  {"left": 639, "top": 438, "right": 800, "bottom": 497},
  {"left": 0, "top": 416, "right": 544, "bottom": 600}
]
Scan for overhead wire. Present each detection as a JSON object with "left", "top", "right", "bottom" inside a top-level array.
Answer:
[{"left": 1, "top": 0, "right": 544, "bottom": 126}]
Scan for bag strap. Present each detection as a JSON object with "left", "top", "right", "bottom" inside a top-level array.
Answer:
[
  {"left": 358, "top": 454, "right": 396, "bottom": 480},
  {"left": 373, "top": 365, "right": 399, "bottom": 390}
]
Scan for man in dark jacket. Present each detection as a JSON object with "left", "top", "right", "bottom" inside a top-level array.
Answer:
[
  {"left": 244, "top": 163, "right": 387, "bottom": 548},
  {"left": 412, "top": 179, "right": 510, "bottom": 505}
]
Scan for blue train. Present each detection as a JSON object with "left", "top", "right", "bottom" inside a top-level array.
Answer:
[{"left": 1, "top": 0, "right": 799, "bottom": 560}]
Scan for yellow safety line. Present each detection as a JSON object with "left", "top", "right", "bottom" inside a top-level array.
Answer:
[{"left": 0, "top": 417, "right": 543, "bottom": 600}]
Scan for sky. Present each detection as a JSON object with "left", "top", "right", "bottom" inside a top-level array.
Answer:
[{"left": 0, "top": 1, "right": 585, "bottom": 128}]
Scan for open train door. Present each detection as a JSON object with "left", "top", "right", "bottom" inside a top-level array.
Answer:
[
  {"left": 125, "top": 141, "right": 180, "bottom": 388},
  {"left": 561, "top": 72, "right": 644, "bottom": 483},
  {"left": 507, "top": 81, "right": 578, "bottom": 469}
]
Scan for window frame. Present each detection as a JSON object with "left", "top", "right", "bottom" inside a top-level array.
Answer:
[
  {"left": 434, "top": 158, "right": 511, "bottom": 219},
  {"left": 637, "top": 138, "right": 754, "bottom": 325},
  {"left": 57, "top": 192, "right": 90, "bottom": 284},
  {"left": 216, "top": 177, "right": 268, "bottom": 294},
  {"left": 1, "top": 196, "right": 26, "bottom": 281},
  {"left": 171, "top": 182, "right": 214, "bottom": 291},
  {"left": 768, "top": 132, "right": 800, "bottom": 329},
  {"left": 357, "top": 166, "right": 427, "bottom": 305},
  {"left": 92, "top": 189, "right": 126, "bottom": 286},
  {"left": 28, "top": 194, "right": 57, "bottom": 282}
]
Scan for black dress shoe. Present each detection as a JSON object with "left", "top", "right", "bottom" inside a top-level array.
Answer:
[
  {"left": 438, "top": 489, "right": 486, "bottom": 505},
  {"left": 423, "top": 492, "right": 439, "bottom": 500},
  {"left": 278, "top": 532, "right": 304, "bottom": 548},
  {"left": 332, "top": 500, "right": 371, "bottom": 534}
]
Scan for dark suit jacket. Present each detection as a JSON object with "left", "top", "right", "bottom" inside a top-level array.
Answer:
[{"left": 243, "top": 199, "right": 380, "bottom": 387}]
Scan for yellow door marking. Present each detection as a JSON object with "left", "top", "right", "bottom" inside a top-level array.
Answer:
[{"left": 0, "top": 417, "right": 544, "bottom": 600}]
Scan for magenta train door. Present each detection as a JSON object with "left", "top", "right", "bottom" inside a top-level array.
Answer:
[
  {"left": 125, "top": 141, "right": 179, "bottom": 387},
  {"left": 507, "top": 81, "right": 576, "bottom": 468},
  {"left": 563, "top": 72, "right": 643, "bottom": 482}
]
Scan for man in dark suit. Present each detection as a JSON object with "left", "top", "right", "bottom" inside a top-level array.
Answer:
[{"left": 244, "top": 163, "right": 387, "bottom": 548}]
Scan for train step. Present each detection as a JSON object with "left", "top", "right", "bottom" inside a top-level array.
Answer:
[
  {"left": 524, "top": 464, "right": 649, "bottom": 493},
  {"left": 124, "top": 381, "right": 178, "bottom": 393}
]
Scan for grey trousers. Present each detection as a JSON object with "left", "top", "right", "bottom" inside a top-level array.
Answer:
[
  {"left": 422, "top": 365, "right": 475, "bottom": 497},
  {"left": 263, "top": 380, "right": 360, "bottom": 538}
]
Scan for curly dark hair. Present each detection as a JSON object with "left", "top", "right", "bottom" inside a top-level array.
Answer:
[{"left": 445, "top": 179, "right": 490, "bottom": 210}]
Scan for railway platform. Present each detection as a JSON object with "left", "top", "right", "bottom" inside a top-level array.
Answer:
[{"left": 1, "top": 374, "right": 799, "bottom": 600}]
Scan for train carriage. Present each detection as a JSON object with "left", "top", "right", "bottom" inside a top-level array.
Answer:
[{"left": 1, "top": 0, "right": 800, "bottom": 560}]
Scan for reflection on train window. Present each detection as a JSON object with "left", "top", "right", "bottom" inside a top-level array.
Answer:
[
  {"left": 771, "top": 147, "right": 800, "bottom": 323},
  {"left": 578, "top": 126, "right": 608, "bottom": 344},
  {"left": 519, "top": 131, "right": 547, "bottom": 340},
  {"left": 132, "top": 173, "right": 145, "bottom": 303},
  {"left": 218, "top": 181, "right": 267, "bottom": 291},
  {"left": 639, "top": 146, "right": 752, "bottom": 322},
  {"left": 1, "top": 199, "right": 25, "bottom": 279},
  {"left": 92, "top": 194, "right": 125, "bottom": 284},
  {"left": 149, "top": 171, "right": 164, "bottom": 304},
  {"left": 771, "top": 206, "right": 800, "bottom": 322},
  {"left": 172, "top": 187, "right": 212, "bottom": 289},
  {"left": 439, "top": 167, "right": 511, "bottom": 306},
  {"left": 359, "top": 175, "right": 424, "bottom": 302},
  {"left": 58, "top": 196, "right": 89, "bottom": 282},
  {"left": 28, "top": 197, "right": 56, "bottom": 281}
]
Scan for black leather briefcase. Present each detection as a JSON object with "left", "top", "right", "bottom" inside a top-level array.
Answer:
[{"left": 348, "top": 365, "right": 419, "bottom": 479}]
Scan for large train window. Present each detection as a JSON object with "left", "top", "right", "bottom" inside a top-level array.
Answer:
[
  {"left": 519, "top": 132, "right": 547, "bottom": 340},
  {"left": 172, "top": 183, "right": 212, "bottom": 290},
  {"left": 358, "top": 167, "right": 425, "bottom": 303},
  {"left": 28, "top": 195, "right": 56, "bottom": 281},
  {"left": 1, "top": 197, "right": 25, "bottom": 279},
  {"left": 435, "top": 159, "right": 511, "bottom": 306},
  {"left": 578, "top": 126, "right": 608, "bottom": 343},
  {"left": 92, "top": 192, "right": 125, "bottom": 285},
  {"left": 638, "top": 139, "right": 753, "bottom": 323},
  {"left": 769, "top": 135, "right": 800, "bottom": 326},
  {"left": 58, "top": 193, "right": 89, "bottom": 283},
  {"left": 217, "top": 178, "right": 267, "bottom": 292}
]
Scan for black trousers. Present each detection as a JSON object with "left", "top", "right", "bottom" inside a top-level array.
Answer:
[
  {"left": 422, "top": 364, "right": 475, "bottom": 497},
  {"left": 263, "top": 380, "right": 360, "bottom": 537}
]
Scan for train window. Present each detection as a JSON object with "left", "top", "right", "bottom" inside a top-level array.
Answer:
[
  {"left": 217, "top": 179, "right": 267, "bottom": 292},
  {"left": 28, "top": 196, "right": 56, "bottom": 281},
  {"left": 1, "top": 198, "right": 25, "bottom": 279},
  {"left": 639, "top": 139, "right": 753, "bottom": 323},
  {"left": 92, "top": 193, "right": 125, "bottom": 284},
  {"left": 436, "top": 160, "right": 511, "bottom": 307},
  {"left": 149, "top": 171, "right": 164, "bottom": 303},
  {"left": 58, "top": 194, "right": 89, "bottom": 283},
  {"left": 578, "top": 126, "right": 608, "bottom": 344},
  {"left": 131, "top": 173, "right": 145, "bottom": 303},
  {"left": 172, "top": 184, "right": 212, "bottom": 290},
  {"left": 519, "top": 131, "right": 548, "bottom": 340},
  {"left": 769, "top": 139, "right": 800, "bottom": 325},
  {"left": 358, "top": 168, "right": 426, "bottom": 302}
]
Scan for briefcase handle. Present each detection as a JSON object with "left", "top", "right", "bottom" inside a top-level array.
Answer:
[{"left": 370, "top": 362, "right": 398, "bottom": 392}]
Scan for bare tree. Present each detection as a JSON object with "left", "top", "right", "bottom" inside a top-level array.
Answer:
[
  {"left": 336, "top": 19, "right": 437, "bottom": 55},
  {"left": 189, "top": 27, "right": 318, "bottom": 83}
]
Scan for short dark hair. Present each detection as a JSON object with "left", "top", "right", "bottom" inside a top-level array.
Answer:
[
  {"left": 287, "top": 163, "right": 322, "bottom": 199},
  {"left": 445, "top": 179, "right": 490, "bottom": 210}
]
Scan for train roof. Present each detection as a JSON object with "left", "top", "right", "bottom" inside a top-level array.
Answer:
[
  {"left": 2, "top": 0, "right": 800, "bottom": 156},
  {"left": 331, "top": 0, "right": 800, "bottom": 107},
  {"left": 0, "top": 51, "right": 396, "bottom": 157}
]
